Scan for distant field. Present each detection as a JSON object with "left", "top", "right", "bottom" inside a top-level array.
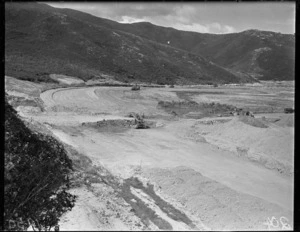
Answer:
[{"left": 171, "top": 83, "right": 294, "bottom": 114}]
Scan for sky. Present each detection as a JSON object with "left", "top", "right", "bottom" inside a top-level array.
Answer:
[{"left": 45, "top": 2, "right": 295, "bottom": 34}]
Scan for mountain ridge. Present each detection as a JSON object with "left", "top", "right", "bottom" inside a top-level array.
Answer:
[{"left": 5, "top": 2, "right": 294, "bottom": 84}]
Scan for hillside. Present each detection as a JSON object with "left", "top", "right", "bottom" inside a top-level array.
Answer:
[
  {"left": 5, "top": 2, "right": 250, "bottom": 85},
  {"left": 112, "top": 23, "right": 295, "bottom": 81},
  {"left": 52, "top": 8, "right": 294, "bottom": 81},
  {"left": 5, "top": 2, "right": 294, "bottom": 84},
  {"left": 55, "top": 7, "right": 295, "bottom": 81}
]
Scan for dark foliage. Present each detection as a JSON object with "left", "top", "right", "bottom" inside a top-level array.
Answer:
[
  {"left": 157, "top": 100, "right": 236, "bottom": 118},
  {"left": 284, "top": 108, "right": 294, "bottom": 114},
  {"left": 5, "top": 99, "right": 76, "bottom": 231},
  {"left": 131, "top": 84, "right": 140, "bottom": 91}
]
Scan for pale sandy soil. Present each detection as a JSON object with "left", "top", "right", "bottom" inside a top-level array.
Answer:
[
  {"left": 58, "top": 186, "right": 145, "bottom": 231},
  {"left": 178, "top": 84, "right": 294, "bottom": 111},
  {"left": 49, "top": 74, "right": 85, "bottom": 85},
  {"left": 188, "top": 116, "right": 294, "bottom": 175},
  {"left": 5, "top": 76, "right": 294, "bottom": 230}
]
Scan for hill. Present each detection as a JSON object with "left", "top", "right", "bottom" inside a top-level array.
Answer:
[
  {"left": 56, "top": 6, "right": 295, "bottom": 81},
  {"left": 5, "top": 2, "right": 294, "bottom": 85},
  {"left": 113, "top": 23, "right": 295, "bottom": 81}
]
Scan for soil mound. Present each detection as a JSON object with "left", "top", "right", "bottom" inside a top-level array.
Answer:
[
  {"left": 50, "top": 74, "right": 85, "bottom": 85},
  {"left": 82, "top": 119, "right": 156, "bottom": 132},
  {"left": 82, "top": 119, "right": 135, "bottom": 132},
  {"left": 192, "top": 117, "right": 293, "bottom": 175},
  {"left": 275, "top": 115, "right": 294, "bottom": 127},
  {"left": 238, "top": 115, "right": 268, "bottom": 128}
]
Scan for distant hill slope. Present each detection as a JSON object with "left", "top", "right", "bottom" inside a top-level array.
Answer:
[
  {"left": 112, "top": 23, "right": 295, "bottom": 81},
  {"left": 55, "top": 7, "right": 295, "bottom": 81},
  {"left": 5, "top": 3, "right": 294, "bottom": 85}
]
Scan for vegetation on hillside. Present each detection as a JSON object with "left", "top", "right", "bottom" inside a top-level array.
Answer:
[
  {"left": 4, "top": 97, "right": 76, "bottom": 231},
  {"left": 5, "top": 3, "right": 294, "bottom": 84},
  {"left": 117, "top": 24, "right": 295, "bottom": 81},
  {"left": 5, "top": 2, "right": 252, "bottom": 85}
]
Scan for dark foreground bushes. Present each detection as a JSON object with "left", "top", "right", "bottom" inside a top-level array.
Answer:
[{"left": 4, "top": 98, "right": 76, "bottom": 231}]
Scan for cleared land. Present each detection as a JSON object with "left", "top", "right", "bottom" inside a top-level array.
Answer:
[{"left": 6, "top": 76, "right": 294, "bottom": 230}]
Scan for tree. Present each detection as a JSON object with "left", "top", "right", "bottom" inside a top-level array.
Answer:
[{"left": 5, "top": 99, "right": 76, "bottom": 231}]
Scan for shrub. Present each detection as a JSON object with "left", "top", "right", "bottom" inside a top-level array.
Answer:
[
  {"left": 131, "top": 84, "right": 140, "bottom": 91},
  {"left": 5, "top": 99, "right": 76, "bottom": 231},
  {"left": 284, "top": 108, "right": 294, "bottom": 114}
]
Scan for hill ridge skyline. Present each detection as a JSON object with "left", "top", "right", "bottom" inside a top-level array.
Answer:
[{"left": 5, "top": 2, "right": 295, "bottom": 84}]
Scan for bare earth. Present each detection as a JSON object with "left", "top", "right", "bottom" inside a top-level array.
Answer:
[{"left": 6, "top": 76, "right": 294, "bottom": 230}]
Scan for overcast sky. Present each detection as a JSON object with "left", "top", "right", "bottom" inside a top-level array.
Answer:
[{"left": 45, "top": 2, "right": 295, "bottom": 34}]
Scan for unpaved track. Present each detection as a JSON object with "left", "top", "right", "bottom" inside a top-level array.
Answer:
[
  {"left": 37, "top": 86, "right": 293, "bottom": 229},
  {"left": 41, "top": 86, "right": 178, "bottom": 116}
]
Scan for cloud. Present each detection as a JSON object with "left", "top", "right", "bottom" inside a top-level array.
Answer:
[
  {"left": 171, "top": 22, "right": 236, "bottom": 34},
  {"left": 119, "top": 16, "right": 146, "bottom": 24},
  {"left": 223, "top": 25, "right": 236, "bottom": 33},
  {"left": 173, "top": 23, "right": 210, "bottom": 33},
  {"left": 117, "top": 13, "right": 236, "bottom": 34},
  {"left": 44, "top": 2, "right": 295, "bottom": 34}
]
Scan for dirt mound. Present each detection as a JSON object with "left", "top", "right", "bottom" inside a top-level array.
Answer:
[
  {"left": 196, "top": 119, "right": 231, "bottom": 125},
  {"left": 191, "top": 117, "right": 293, "bottom": 175},
  {"left": 275, "top": 114, "right": 294, "bottom": 127},
  {"left": 82, "top": 119, "right": 156, "bottom": 132},
  {"left": 82, "top": 119, "right": 135, "bottom": 132},
  {"left": 5, "top": 76, "right": 43, "bottom": 97},
  {"left": 238, "top": 115, "right": 269, "bottom": 128},
  {"left": 236, "top": 146, "right": 293, "bottom": 175},
  {"left": 49, "top": 74, "right": 85, "bottom": 85}
]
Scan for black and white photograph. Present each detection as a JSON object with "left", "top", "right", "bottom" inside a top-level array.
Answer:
[{"left": 4, "top": 1, "right": 295, "bottom": 231}]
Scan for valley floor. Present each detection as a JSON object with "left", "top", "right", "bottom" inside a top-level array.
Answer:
[{"left": 5, "top": 76, "right": 294, "bottom": 230}]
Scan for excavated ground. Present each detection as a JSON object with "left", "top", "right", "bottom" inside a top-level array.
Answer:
[{"left": 5, "top": 76, "right": 294, "bottom": 230}]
